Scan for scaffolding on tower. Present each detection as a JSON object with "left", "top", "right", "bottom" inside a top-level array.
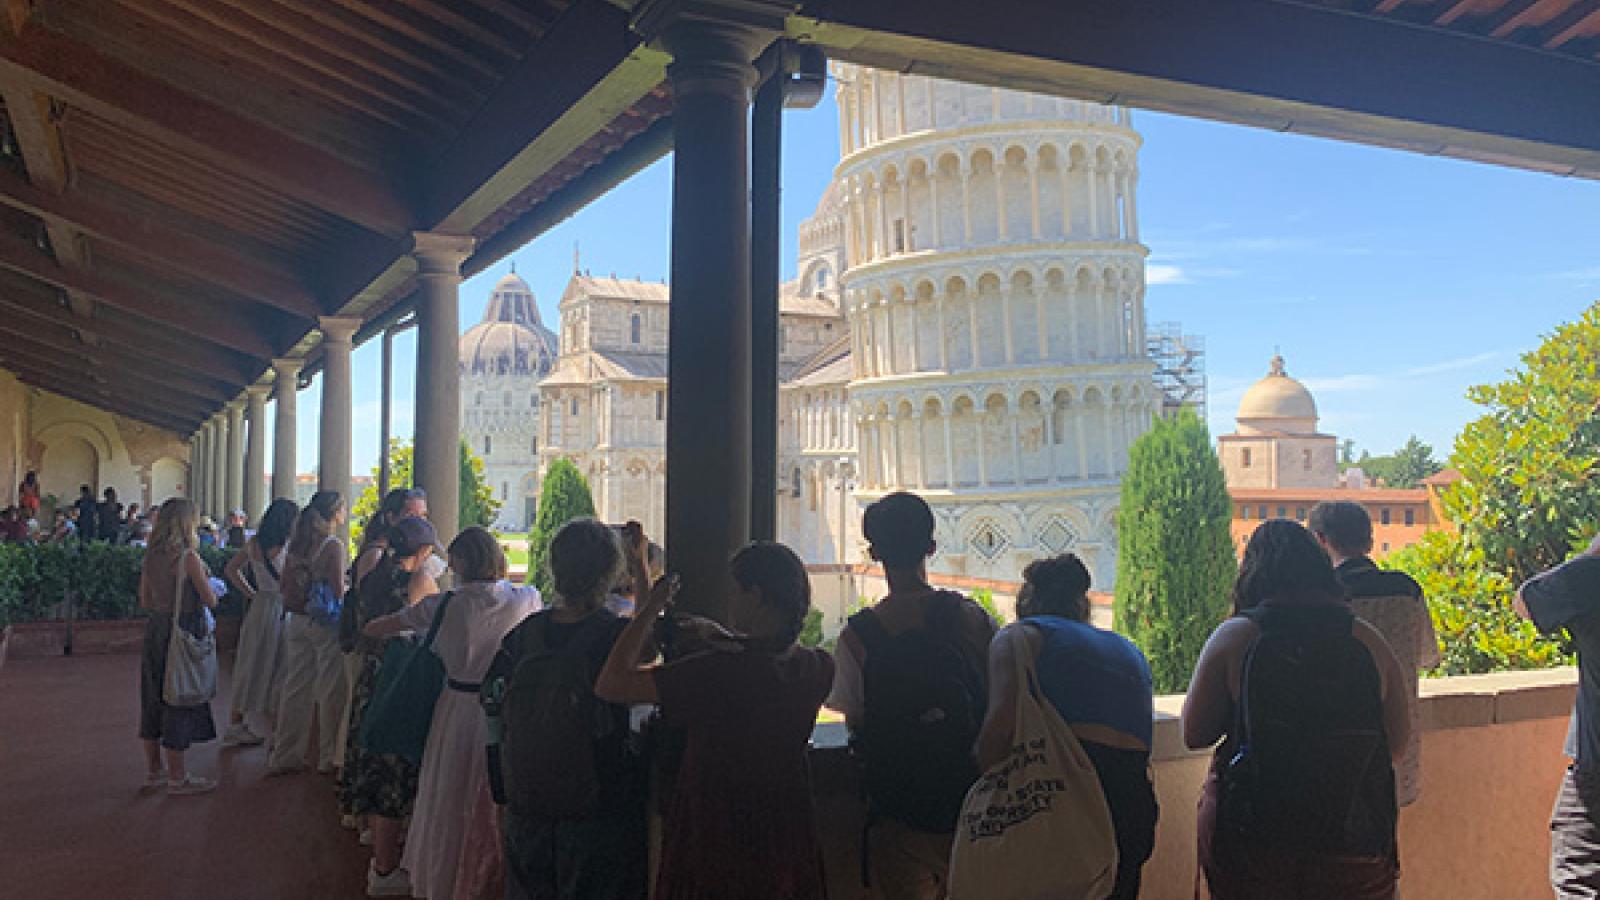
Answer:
[{"left": 1147, "top": 322, "right": 1207, "bottom": 420}]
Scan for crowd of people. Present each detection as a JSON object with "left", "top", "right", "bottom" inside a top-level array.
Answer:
[
  {"left": 123, "top": 479, "right": 1600, "bottom": 900},
  {"left": 0, "top": 472, "right": 256, "bottom": 548}
]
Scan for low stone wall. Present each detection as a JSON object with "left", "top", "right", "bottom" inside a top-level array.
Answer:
[{"left": 813, "top": 668, "right": 1578, "bottom": 899}]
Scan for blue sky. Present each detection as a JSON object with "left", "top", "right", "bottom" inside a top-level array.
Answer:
[{"left": 270, "top": 86, "right": 1600, "bottom": 476}]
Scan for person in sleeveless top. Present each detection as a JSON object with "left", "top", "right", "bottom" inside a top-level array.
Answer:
[
  {"left": 364, "top": 527, "right": 542, "bottom": 900},
  {"left": 976, "top": 553, "right": 1158, "bottom": 899},
  {"left": 221, "top": 498, "right": 298, "bottom": 747},
  {"left": 341, "top": 516, "right": 440, "bottom": 898},
  {"left": 596, "top": 539, "right": 833, "bottom": 900},
  {"left": 1184, "top": 519, "right": 1411, "bottom": 900},
  {"left": 269, "top": 491, "right": 350, "bottom": 775},
  {"left": 137, "top": 497, "right": 220, "bottom": 796}
]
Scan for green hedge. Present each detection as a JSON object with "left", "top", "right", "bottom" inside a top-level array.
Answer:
[{"left": 0, "top": 543, "right": 238, "bottom": 627}]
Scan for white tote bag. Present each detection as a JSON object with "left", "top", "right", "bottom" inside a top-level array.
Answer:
[
  {"left": 163, "top": 551, "right": 218, "bottom": 707},
  {"left": 947, "top": 636, "right": 1119, "bottom": 900}
]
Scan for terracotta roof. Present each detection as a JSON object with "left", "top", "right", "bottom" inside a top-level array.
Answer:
[
  {"left": 1229, "top": 487, "right": 1431, "bottom": 503},
  {"left": 1422, "top": 469, "right": 1463, "bottom": 487}
]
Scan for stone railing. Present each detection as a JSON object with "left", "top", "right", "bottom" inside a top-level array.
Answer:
[{"left": 811, "top": 668, "right": 1578, "bottom": 900}]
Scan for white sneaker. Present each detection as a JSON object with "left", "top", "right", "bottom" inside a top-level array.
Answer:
[
  {"left": 140, "top": 772, "right": 167, "bottom": 794},
  {"left": 222, "top": 724, "right": 264, "bottom": 748},
  {"left": 366, "top": 862, "right": 411, "bottom": 897},
  {"left": 167, "top": 775, "right": 217, "bottom": 796}
]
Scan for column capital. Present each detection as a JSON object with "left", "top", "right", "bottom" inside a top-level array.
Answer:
[
  {"left": 410, "top": 231, "right": 475, "bottom": 275},
  {"left": 318, "top": 315, "right": 363, "bottom": 346},
  {"left": 271, "top": 357, "right": 304, "bottom": 379},
  {"left": 226, "top": 397, "right": 247, "bottom": 414},
  {"left": 245, "top": 383, "right": 273, "bottom": 401},
  {"left": 637, "top": 1, "right": 783, "bottom": 95}
]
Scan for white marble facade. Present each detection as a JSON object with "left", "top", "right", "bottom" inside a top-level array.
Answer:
[{"left": 513, "top": 65, "right": 1156, "bottom": 588}]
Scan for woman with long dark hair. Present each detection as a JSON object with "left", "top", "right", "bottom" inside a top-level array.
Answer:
[
  {"left": 137, "top": 497, "right": 220, "bottom": 795},
  {"left": 221, "top": 498, "right": 298, "bottom": 747},
  {"left": 268, "top": 490, "right": 350, "bottom": 775},
  {"left": 1183, "top": 519, "right": 1411, "bottom": 899}
]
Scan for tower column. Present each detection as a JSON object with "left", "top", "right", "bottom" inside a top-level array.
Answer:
[
  {"left": 271, "top": 358, "right": 301, "bottom": 502},
  {"left": 412, "top": 233, "right": 476, "bottom": 542},
  {"left": 244, "top": 385, "right": 269, "bottom": 522}
]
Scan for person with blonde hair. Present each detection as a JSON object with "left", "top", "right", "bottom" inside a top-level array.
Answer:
[
  {"left": 269, "top": 490, "right": 350, "bottom": 775},
  {"left": 364, "top": 526, "right": 541, "bottom": 900},
  {"left": 137, "top": 497, "right": 220, "bottom": 796}
]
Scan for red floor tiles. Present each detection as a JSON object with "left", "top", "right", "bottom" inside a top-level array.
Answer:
[{"left": 0, "top": 651, "right": 369, "bottom": 899}]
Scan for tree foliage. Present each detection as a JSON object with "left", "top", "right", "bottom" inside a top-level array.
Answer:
[
  {"left": 526, "top": 457, "right": 596, "bottom": 591},
  {"left": 1114, "top": 410, "right": 1237, "bottom": 693},
  {"left": 1447, "top": 304, "right": 1600, "bottom": 585},
  {"left": 352, "top": 439, "right": 501, "bottom": 537},
  {"left": 1356, "top": 435, "right": 1443, "bottom": 489},
  {"left": 1386, "top": 530, "right": 1568, "bottom": 675}
]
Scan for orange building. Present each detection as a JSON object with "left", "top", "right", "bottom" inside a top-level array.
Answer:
[{"left": 1220, "top": 356, "right": 1451, "bottom": 558}]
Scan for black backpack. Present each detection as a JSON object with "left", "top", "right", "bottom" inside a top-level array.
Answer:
[
  {"left": 851, "top": 591, "right": 985, "bottom": 833},
  {"left": 1217, "top": 604, "right": 1398, "bottom": 862},
  {"left": 494, "top": 610, "right": 628, "bottom": 818}
]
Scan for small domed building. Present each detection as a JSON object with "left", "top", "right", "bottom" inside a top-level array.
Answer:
[
  {"left": 1218, "top": 354, "right": 1338, "bottom": 490},
  {"left": 460, "top": 270, "right": 557, "bottom": 531}
]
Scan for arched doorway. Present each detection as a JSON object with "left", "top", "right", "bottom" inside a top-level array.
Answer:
[
  {"left": 150, "top": 458, "right": 186, "bottom": 507},
  {"left": 41, "top": 437, "right": 98, "bottom": 503}
]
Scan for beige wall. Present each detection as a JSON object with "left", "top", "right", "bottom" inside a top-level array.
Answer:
[{"left": 814, "top": 668, "right": 1577, "bottom": 900}]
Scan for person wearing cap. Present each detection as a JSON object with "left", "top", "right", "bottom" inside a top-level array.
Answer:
[
  {"left": 340, "top": 515, "right": 441, "bottom": 897},
  {"left": 198, "top": 516, "right": 219, "bottom": 548}
]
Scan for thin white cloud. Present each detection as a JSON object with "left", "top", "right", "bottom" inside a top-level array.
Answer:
[
  {"left": 1402, "top": 351, "right": 1502, "bottom": 378},
  {"left": 1146, "top": 264, "right": 1190, "bottom": 285},
  {"left": 1301, "top": 374, "right": 1384, "bottom": 393}
]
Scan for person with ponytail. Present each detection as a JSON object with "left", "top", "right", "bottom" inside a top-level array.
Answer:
[
  {"left": 269, "top": 490, "right": 351, "bottom": 775},
  {"left": 974, "top": 553, "right": 1159, "bottom": 899},
  {"left": 221, "top": 497, "right": 298, "bottom": 747}
]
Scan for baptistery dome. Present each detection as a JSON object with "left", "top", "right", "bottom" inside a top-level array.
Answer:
[
  {"left": 459, "top": 272, "right": 557, "bottom": 377},
  {"left": 1236, "top": 355, "right": 1318, "bottom": 435}
]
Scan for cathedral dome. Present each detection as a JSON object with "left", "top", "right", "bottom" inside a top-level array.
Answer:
[
  {"left": 1236, "top": 355, "right": 1318, "bottom": 435},
  {"left": 459, "top": 270, "right": 557, "bottom": 377}
]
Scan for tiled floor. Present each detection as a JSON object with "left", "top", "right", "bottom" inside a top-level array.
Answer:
[{"left": 0, "top": 651, "right": 369, "bottom": 899}]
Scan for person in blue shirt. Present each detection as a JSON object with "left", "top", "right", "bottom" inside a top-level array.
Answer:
[{"left": 974, "top": 553, "right": 1158, "bottom": 900}]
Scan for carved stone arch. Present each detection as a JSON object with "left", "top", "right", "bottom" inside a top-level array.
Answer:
[
  {"left": 1001, "top": 142, "right": 1029, "bottom": 169},
  {"left": 913, "top": 278, "right": 937, "bottom": 301},
  {"left": 1067, "top": 141, "right": 1090, "bottom": 170},
  {"left": 1093, "top": 143, "right": 1113, "bottom": 168},
  {"left": 1009, "top": 267, "right": 1037, "bottom": 294},
  {"left": 945, "top": 274, "right": 969, "bottom": 297},
  {"left": 1073, "top": 264, "right": 1099, "bottom": 291},
  {"left": 921, "top": 394, "right": 944, "bottom": 416},
  {"left": 1043, "top": 266, "right": 1068, "bottom": 291},
  {"left": 968, "top": 144, "right": 997, "bottom": 175},
  {"left": 895, "top": 399, "right": 916, "bottom": 419},
  {"left": 1036, "top": 141, "right": 1065, "bottom": 173},
  {"left": 982, "top": 391, "right": 1010, "bottom": 414},
  {"left": 975, "top": 270, "right": 1004, "bottom": 295},
  {"left": 35, "top": 419, "right": 116, "bottom": 465},
  {"left": 1082, "top": 385, "right": 1106, "bottom": 406}
]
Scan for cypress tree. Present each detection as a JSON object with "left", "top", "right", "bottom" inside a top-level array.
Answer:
[
  {"left": 1113, "top": 410, "right": 1236, "bottom": 693},
  {"left": 526, "top": 457, "right": 596, "bottom": 590}
]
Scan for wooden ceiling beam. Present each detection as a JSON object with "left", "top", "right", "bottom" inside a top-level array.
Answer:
[
  {"left": 324, "top": 0, "right": 507, "bottom": 77},
  {"left": 1538, "top": 0, "right": 1600, "bottom": 47},
  {"left": 0, "top": 318, "right": 233, "bottom": 404},
  {"left": 0, "top": 292, "right": 246, "bottom": 394},
  {"left": 0, "top": 227, "right": 279, "bottom": 359},
  {"left": 0, "top": 163, "right": 324, "bottom": 320},
  {"left": 424, "top": 0, "right": 665, "bottom": 231},
  {"left": 262, "top": 0, "right": 491, "bottom": 97},
  {"left": 87, "top": 305, "right": 263, "bottom": 385},
  {"left": 1, "top": 356, "right": 203, "bottom": 432},
  {"left": 0, "top": 21, "right": 416, "bottom": 238}
]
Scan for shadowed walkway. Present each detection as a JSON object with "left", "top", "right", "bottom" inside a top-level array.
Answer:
[{"left": 0, "top": 651, "right": 368, "bottom": 899}]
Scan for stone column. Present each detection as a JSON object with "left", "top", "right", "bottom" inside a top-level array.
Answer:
[
  {"left": 648, "top": 9, "right": 778, "bottom": 621},
  {"left": 208, "top": 412, "right": 226, "bottom": 521},
  {"left": 317, "top": 316, "right": 361, "bottom": 541},
  {"left": 412, "top": 232, "right": 475, "bottom": 542},
  {"left": 193, "top": 426, "right": 208, "bottom": 512},
  {"left": 225, "top": 399, "right": 245, "bottom": 519},
  {"left": 271, "top": 358, "right": 303, "bottom": 503},
  {"left": 244, "top": 384, "right": 269, "bottom": 522}
]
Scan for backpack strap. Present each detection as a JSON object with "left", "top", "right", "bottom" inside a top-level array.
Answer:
[
  {"left": 849, "top": 607, "right": 892, "bottom": 658},
  {"left": 421, "top": 591, "right": 455, "bottom": 651}
]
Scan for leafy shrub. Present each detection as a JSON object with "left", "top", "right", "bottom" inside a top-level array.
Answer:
[
  {"left": 969, "top": 587, "right": 1008, "bottom": 625},
  {"left": 1387, "top": 531, "right": 1570, "bottom": 675},
  {"left": 0, "top": 543, "right": 241, "bottom": 627}
]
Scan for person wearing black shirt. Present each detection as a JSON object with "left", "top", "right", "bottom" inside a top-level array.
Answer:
[
  {"left": 73, "top": 485, "right": 99, "bottom": 544},
  {"left": 98, "top": 487, "right": 124, "bottom": 542}
]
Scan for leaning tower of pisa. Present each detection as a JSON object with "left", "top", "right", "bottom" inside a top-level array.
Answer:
[{"left": 835, "top": 64, "right": 1157, "bottom": 588}]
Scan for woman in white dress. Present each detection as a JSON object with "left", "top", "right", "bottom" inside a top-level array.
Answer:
[
  {"left": 365, "top": 526, "right": 541, "bottom": 900},
  {"left": 269, "top": 490, "right": 351, "bottom": 775},
  {"left": 221, "top": 497, "right": 298, "bottom": 746}
]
